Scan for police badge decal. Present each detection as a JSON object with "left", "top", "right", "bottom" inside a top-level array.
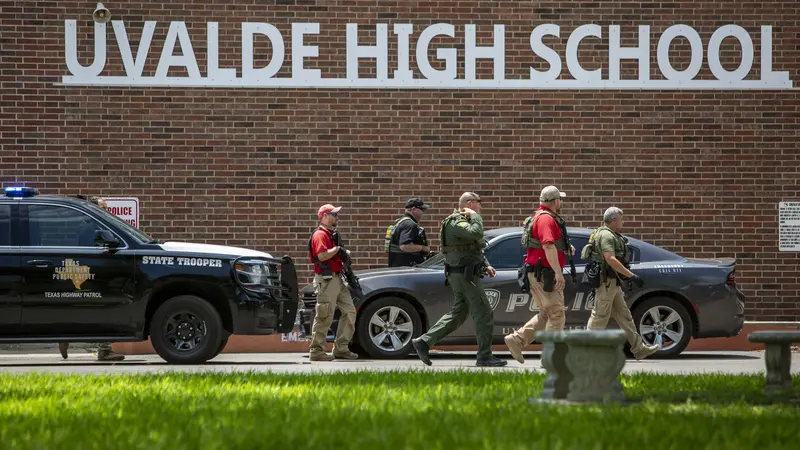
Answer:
[{"left": 485, "top": 289, "right": 501, "bottom": 311}]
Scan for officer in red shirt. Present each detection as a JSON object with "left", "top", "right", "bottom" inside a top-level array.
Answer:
[
  {"left": 307, "top": 204, "right": 358, "bottom": 361},
  {"left": 503, "top": 186, "right": 574, "bottom": 364}
]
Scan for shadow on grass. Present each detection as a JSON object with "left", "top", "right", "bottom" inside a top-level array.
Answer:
[{"left": 622, "top": 391, "right": 800, "bottom": 407}]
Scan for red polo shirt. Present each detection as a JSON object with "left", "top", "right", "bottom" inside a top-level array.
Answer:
[
  {"left": 309, "top": 227, "right": 343, "bottom": 273},
  {"left": 525, "top": 206, "right": 566, "bottom": 269}
]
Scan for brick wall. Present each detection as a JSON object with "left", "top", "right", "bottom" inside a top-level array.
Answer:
[{"left": 2, "top": 1, "right": 799, "bottom": 320}]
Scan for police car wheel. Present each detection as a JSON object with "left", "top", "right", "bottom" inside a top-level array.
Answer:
[
  {"left": 356, "top": 296, "right": 422, "bottom": 359},
  {"left": 150, "top": 295, "right": 224, "bottom": 364},
  {"left": 632, "top": 297, "right": 692, "bottom": 359}
]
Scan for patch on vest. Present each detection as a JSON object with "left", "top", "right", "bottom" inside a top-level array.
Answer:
[{"left": 485, "top": 289, "right": 501, "bottom": 311}]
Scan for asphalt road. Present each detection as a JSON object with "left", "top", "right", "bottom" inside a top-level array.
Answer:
[{"left": 0, "top": 350, "right": 797, "bottom": 375}]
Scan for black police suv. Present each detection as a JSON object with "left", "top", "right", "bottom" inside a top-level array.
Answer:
[{"left": 0, "top": 187, "right": 298, "bottom": 364}]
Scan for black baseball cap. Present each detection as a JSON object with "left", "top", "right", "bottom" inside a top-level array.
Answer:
[{"left": 405, "top": 197, "right": 431, "bottom": 210}]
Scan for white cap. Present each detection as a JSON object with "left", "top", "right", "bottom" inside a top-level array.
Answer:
[{"left": 540, "top": 186, "right": 566, "bottom": 202}]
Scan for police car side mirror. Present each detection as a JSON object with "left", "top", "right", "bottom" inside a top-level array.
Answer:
[{"left": 94, "top": 230, "right": 121, "bottom": 248}]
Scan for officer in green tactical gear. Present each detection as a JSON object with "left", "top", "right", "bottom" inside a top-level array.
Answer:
[
  {"left": 583, "top": 206, "right": 659, "bottom": 360},
  {"left": 412, "top": 192, "right": 507, "bottom": 367}
]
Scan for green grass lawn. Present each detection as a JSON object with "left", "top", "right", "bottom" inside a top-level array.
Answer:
[{"left": 1, "top": 370, "right": 798, "bottom": 450}]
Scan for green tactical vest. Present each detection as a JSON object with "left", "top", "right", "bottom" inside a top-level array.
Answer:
[
  {"left": 521, "top": 209, "right": 568, "bottom": 251},
  {"left": 582, "top": 226, "right": 631, "bottom": 277},
  {"left": 439, "top": 210, "right": 485, "bottom": 264},
  {"left": 384, "top": 215, "right": 416, "bottom": 253}
]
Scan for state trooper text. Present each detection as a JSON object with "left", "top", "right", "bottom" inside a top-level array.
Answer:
[{"left": 142, "top": 256, "right": 223, "bottom": 267}]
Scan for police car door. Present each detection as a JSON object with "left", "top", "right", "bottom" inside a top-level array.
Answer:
[
  {"left": 563, "top": 236, "right": 593, "bottom": 328},
  {"left": 453, "top": 236, "right": 525, "bottom": 339},
  {"left": 0, "top": 203, "right": 22, "bottom": 335},
  {"left": 19, "top": 203, "right": 136, "bottom": 337}
]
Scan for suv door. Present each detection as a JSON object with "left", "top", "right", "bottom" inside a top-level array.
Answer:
[
  {"left": 0, "top": 203, "right": 22, "bottom": 335},
  {"left": 20, "top": 203, "right": 137, "bottom": 337}
]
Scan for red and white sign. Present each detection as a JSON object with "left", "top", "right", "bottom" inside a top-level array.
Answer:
[{"left": 104, "top": 197, "right": 140, "bottom": 228}]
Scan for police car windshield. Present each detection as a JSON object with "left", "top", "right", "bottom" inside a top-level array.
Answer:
[
  {"left": 416, "top": 238, "right": 491, "bottom": 269},
  {"left": 416, "top": 252, "right": 445, "bottom": 268},
  {"left": 88, "top": 203, "right": 155, "bottom": 244}
]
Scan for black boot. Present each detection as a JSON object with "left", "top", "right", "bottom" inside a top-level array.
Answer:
[
  {"left": 476, "top": 355, "right": 508, "bottom": 367},
  {"left": 412, "top": 338, "right": 432, "bottom": 366}
]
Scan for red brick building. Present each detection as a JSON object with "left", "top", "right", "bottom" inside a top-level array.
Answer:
[{"left": 2, "top": 1, "right": 799, "bottom": 321}]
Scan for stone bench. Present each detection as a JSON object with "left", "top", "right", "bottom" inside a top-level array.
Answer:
[
  {"left": 748, "top": 330, "right": 800, "bottom": 393},
  {"left": 535, "top": 329, "right": 627, "bottom": 403}
]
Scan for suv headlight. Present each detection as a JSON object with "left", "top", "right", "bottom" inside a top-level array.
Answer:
[{"left": 234, "top": 260, "right": 276, "bottom": 289}]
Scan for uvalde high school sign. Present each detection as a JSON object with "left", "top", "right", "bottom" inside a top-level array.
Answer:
[{"left": 60, "top": 21, "right": 793, "bottom": 90}]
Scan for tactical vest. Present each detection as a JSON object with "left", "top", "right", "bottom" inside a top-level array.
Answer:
[
  {"left": 582, "top": 226, "right": 630, "bottom": 274},
  {"left": 384, "top": 216, "right": 416, "bottom": 253},
  {"left": 521, "top": 209, "right": 568, "bottom": 251},
  {"left": 308, "top": 227, "right": 339, "bottom": 270},
  {"left": 439, "top": 211, "right": 485, "bottom": 254}
]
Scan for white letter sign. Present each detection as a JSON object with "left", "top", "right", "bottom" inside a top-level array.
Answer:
[
  {"left": 104, "top": 198, "right": 140, "bottom": 229},
  {"left": 60, "top": 19, "right": 793, "bottom": 90}
]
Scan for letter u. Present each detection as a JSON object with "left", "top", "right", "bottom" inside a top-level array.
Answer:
[{"left": 64, "top": 20, "right": 107, "bottom": 77}]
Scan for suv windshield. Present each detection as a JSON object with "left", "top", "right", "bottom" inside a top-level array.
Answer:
[{"left": 87, "top": 203, "right": 156, "bottom": 244}]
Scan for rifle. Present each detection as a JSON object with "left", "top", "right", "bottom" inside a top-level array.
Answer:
[
  {"left": 419, "top": 227, "right": 437, "bottom": 260},
  {"left": 331, "top": 231, "right": 365, "bottom": 301},
  {"left": 561, "top": 227, "right": 577, "bottom": 284}
]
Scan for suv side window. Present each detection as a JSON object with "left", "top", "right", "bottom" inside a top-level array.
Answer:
[
  {"left": 485, "top": 238, "right": 525, "bottom": 270},
  {"left": 27, "top": 205, "right": 105, "bottom": 247},
  {"left": 0, "top": 205, "right": 11, "bottom": 246}
]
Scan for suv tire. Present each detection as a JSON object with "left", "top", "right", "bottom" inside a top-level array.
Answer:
[{"left": 150, "top": 295, "right": 224, "bottom": 364}]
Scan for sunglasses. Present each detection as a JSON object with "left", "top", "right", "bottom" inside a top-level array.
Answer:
[{"left": 326, "top": 212, "right": 338, "bottom": 217}]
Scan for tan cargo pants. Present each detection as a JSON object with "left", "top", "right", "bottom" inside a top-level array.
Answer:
[
  {"left": 506, "top": 272, "right": 565, "bottom": 347},
  {"left": 587, "top": 279, "right": 648, "bottom": 355},
  {"left": 309, "top": 274, "right": 357, "bottom": 355}
]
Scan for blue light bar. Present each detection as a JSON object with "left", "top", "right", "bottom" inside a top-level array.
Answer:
[{"left": 4, "top": 186, "right": 38, "bottom": 197}]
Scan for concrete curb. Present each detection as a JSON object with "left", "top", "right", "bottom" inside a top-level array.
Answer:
[{"left": 3, "top": 322, "right": 798, "bottom": 356}]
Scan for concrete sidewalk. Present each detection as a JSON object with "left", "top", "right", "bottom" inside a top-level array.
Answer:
[{"left": 0, "top": 350, "right": 796, "bottom": 376}]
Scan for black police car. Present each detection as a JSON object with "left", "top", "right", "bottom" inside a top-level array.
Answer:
[{"left": 0, "top": 187, "right": 299, "bottom": 364}]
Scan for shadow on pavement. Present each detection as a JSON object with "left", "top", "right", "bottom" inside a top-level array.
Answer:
[
  {"left": 407, "top": 351, "right": 762, "bottom": 361},
  {"left": 673, "top": 353, "right": 762, "bottom": 360},
  {"left": 0, "top": 360, "right": 306, "bottom": 367}
]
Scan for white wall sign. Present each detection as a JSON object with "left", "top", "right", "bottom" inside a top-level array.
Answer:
[
  {"left": 104, "top": 197, "right": 140, "bottom": 228},
  {"left": 779, "top": 202, "right": 800, "bottom": 251},
  {"left": 59, "top": 21, "right": 793, "bottom": 90}
]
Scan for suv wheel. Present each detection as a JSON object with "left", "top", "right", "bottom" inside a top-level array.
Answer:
[
  {"left": 631, "top": 297, "right": 693, "bottom": 358},
  {"left": 356, "top": 296, "right": 422, "bottom": 359},
  {"left": 150, "top": 295, "right": 224, "bottom": 364}
]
